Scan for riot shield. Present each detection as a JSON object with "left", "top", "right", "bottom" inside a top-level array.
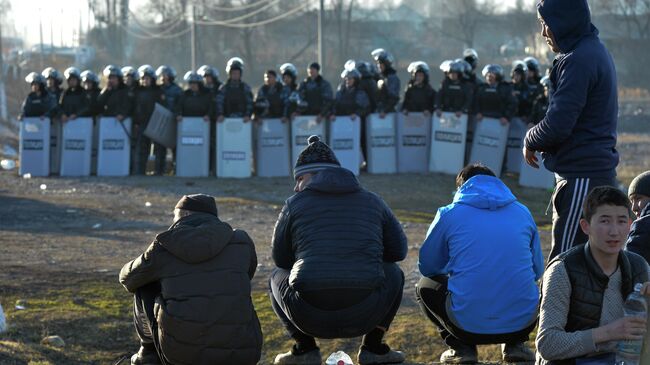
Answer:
[
  {"left": 144, "top": 103, "right": 176, "bottom": 148},
  {"left": 329, "top": 115, "right": 361, "bottom": 175},
  {"left": 60, "top": 117, "right": 93, "bottom": 176},
  {"left": 291, "top": 116, "right": 327, "bottom": 166},
  {"left": 217, "top": 118, "right": 252, "bottom": 178},
  {"left": 519, "top": 152, "right": 555, "bottom": 189},
  {"left": 97, "top": 117, "right": 132, "bottom": 176},
  {"left": 468, "top": 117, "right": 509, "bottom": 176},
  {"left": 396, "top": 112, "right": 430, "bottom": 173},
  {"left": 505, "top": 117, "right": 527, "bottom": 174},
  {"left": 176, "top": 117, "right": 210, "bottom": 177},
  {"left": 429, "top": 112, "right": 468, "bottom": 175},
  {"left": 19, "top": 117, "right": 50, "bottom": 176},
  {"left": 366, "top": 113, "right": 397, "bottom": 174},
  {"left": 256, "top": 118, "right": 290, "bottom": 177}
]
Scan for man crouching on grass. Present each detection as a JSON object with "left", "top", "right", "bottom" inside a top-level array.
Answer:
[{"left": 119, "top": 194, "right": 262, "bottom": 365}]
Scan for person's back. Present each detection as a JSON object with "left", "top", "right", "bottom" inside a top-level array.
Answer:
[{"left": 120, "top": 195, "right": 262, "bottom": 365}]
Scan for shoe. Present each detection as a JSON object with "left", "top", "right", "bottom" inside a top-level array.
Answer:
[
  {"left": 440, "top": 344, "right": 478, "bottom": 364},
  {"left": 130, "top": 346, "right": 162, "bottom": 365},
  {"left": 358, "top": 346, "right": 405, "bottom": 364},
  {"left": 274, "top": 348, "right": 322, "bottom": 365},
  {"left": 502, "top": 342, "right": 535, "bottom": 363}
]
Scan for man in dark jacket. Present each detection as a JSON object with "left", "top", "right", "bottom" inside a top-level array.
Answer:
[
  {"left": 523, "top": 0, "right": 620, "bottom": 260},
  {"left": 97, "top": 65, "right": 132, "bottom": 120},
  {"left": 255, "top": 69, "right": 285, "bottom": 121},
  {"left": 536, "top": 187, "right": 649, "bottom": 364},
  {"left": 270, "top": 135, "right": 407, "bottom": 365},
  {"left": 371, "top": 49, "right": 400, "bottom": 118},
  {"left": 474, "top": 65, "right": 517, "bottom": 126},
  {"left": 19, "top": 72, "right": 57, "bottom": 120},
  {"left": 132, "top": 65, "right": 165, "bottom": 175},
  {"left": 626, "top": 171, "right": 650, "bottom": 263},
  {"left": 175, "top": 71, "right": 214, "bottom": 121},
  {"left": 59, "top": 67, "right": 90, "bottom": 122},
  {"left": 216, "top": 57, "right": 254, "bottom": 123},
  {"left": 435, "top": 60, "right": 473, "bottom": 118},
  {"left": 296, "top": 62, "right": 334, "bottom": 122},
  {"left": 120, "top": 194, "right": 262, "bottom": 365}
]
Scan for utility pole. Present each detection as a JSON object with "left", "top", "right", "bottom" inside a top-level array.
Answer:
[
  {"left": 0, "top": 20, "right": 7, "bottom": 121},
  {"left": 318, "top": 0, "right": 324, "bottom": 67},
  {"left": 190, "top": 5, "right": 196, "bottom": 70},
  {"left": 39, "top": 8, "right": 45, "bottom": 69}
]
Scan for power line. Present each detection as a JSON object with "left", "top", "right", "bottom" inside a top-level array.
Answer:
[
  {"left": 119, "top": 22, "right": 191, "bottom": 39},
  {"left": 128, "top": 10, "right": 186, "bottom": 37},
  {"left": 194, "top": 2, "right": 310, "bottom": 28},
  {"left": 196, "top": 0, "right": 274, "bottom": 12},
  {"left": 199, "top": 0, "right": 282, "bottom": 25}
]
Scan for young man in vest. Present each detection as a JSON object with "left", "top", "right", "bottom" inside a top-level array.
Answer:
[{"left": 536, "top": 186, "right": 650, "bottom": 364}]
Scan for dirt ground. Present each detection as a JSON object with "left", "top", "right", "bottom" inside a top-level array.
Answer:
[{"left": 0, "top": 131, "right": 648, "bottom": 364}]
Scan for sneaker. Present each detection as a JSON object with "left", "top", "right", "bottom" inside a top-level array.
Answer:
[
  {"left": 130, "top": 346, "right": 162, "bottom": 365},
  {"left": 274, "top": 348, "right": 322, "bottom": 365},
  {"left": 357, "top": 346, "right": 405, "bottom": 364},
  {"left": 501, "top": 342, "right": 535, "bottom": 363},
  {"left": 440, "top": 344, "right": 478, "bottom": 364}
]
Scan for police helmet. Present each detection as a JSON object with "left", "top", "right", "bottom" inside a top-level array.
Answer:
[
  {"left": 80, "top": 70, "right": 99, "bottom": 84},
  {"left": 42, "top": 67, "right": 62, "bottom": 83},
  {"left": 137, "top": 64, "right": 156, "bottom": 79},
  {"left": 226, "top": 57, "right": 245, "bottom": 74},
  {"left": 183, "top": 71, "right": 203, "bottom": 84},
  {"left": 511, "top": 60, "right": 528, "bottom": 79},
  {"left": 121, "top": 66, "right": 139, "bottom": 80},
  {"left": 156, "top": 65, "right": 177, "bottom": 80},
  {"left": 523, "top": 56, "right": 540, "bottom": 73},
  {"left": 63, "top": 67, "right": 81, "bottom": 80},
  {"left": 540, "top": 75, "right": 551, "bottom": 89},
  {"left": 371, "top": 48, "right": 394, "bottom": 66},
  {"left": 280, "top": 63, "right": 297, "bottom": 79},
  {"left": 408, "top": 61, "right": 430, "bottom": 77},
  {"left": 197, "top": 65, "right": 219, "bottom": 79},
  {"left": 482, "top": 64, "right": 504, "bottom": 80},
  {"left": 26, "top": 72, "right": 46, "bottom": 85},
  {"left": 463, "top": 48, "right": 479, "bottom": 70},
  {"left": 102, "top": 65, "right": 123, "bottom": 78},
  {"left": 341, "top": 68, "right": 361, "bottom": 81}
]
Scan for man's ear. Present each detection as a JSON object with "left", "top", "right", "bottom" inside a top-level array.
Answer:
[{"left": 579, "top": 218, "right": 590, "bottom": 236}]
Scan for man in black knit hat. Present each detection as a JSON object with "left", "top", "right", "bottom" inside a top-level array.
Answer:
[
  {"left": 120, "top": 194, "right": 262, "bottom": 365},
  {"left": 270, "top": 135, "right": 408, "bottom": 365},
  {"left": 626, "top": 171, "right": 650, "bottom": 263}
]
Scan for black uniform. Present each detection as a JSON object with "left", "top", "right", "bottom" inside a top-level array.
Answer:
[
  {"left": 512, "top": 81, "right": 532, "bottom": 120},
  {"left": 59, "top": 87, "right": 90, "bottom": 117},
  {"left": 133, "top": 85, "right": 164, "bottom": 175},
  {"left": 332, "top": 85, "right": 370, "bottom": 117},
  {"left": 97, "top": 84, "right": 133, "bottom": 117},
  {"left": 529, "top": 92, "right": 549, "bottom": 126},
  {"left": 255, "top": 83, "right": 285, "bottom": 118},
  {"left": 216, "top": 80, "right": 254, "bottom": 118},
  {"left": 436, "top": 78, "right": 473, "bottom": 114},
  {"left": 401, "top": 82, "right": 435, "bottom": 113},
  {"left": 376, "top": 68, "right": 400, "bottom": 113},
  {"left": 298, "top": 75, "right": 333, "bottom": 117},
  {"left": 175, "top": 87, "right": 215, "bottom": 119},
  {"left": 281, "top": 83, "right": 298, "bottom": 118},
  {"left": 474, "top": 82, "right": 517, "bottom": 120},
  {"left": 20, "top": 91, "right": 57, "bottom": 118},
  {"left": 81, "top": 88, "right": 100, "bottom": 117},
  {"left": 359, "top": 76, "right": 378, "bottom": 113}
]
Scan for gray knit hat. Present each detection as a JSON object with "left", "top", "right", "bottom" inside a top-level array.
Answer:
[
  {"left": 629, "top": 171, "right": 650, "bottom": 197},
  {"left": 293, "top": 135, "right": 340, "bottom": 179}
]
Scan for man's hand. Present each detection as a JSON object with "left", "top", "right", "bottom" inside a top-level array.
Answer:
[
  {"left": 435, "top": 109, "right": 442, "bottom": 117},
  {"left": 69, "top": 114, "right": 77, "bottom": 120},
  {"left": 499, "top": 117, "right": 509, "bottom": 125},
  {"left": 475, "top": 113, "right": 483, "bottom": 121},
  {"left": 217, "top": 115, "right": 225, "bottom": 123},
  {"left": 379, "top": 112, "right": 386, "bottom": 119},
  {"left": 593, "top": 316, "right": 646, "bottom": 343},
  {"left": 329, "top": 115, "right": 336, "bottom": 122},
  {"left": 243, "top": 116, "right": 251, "bottom": 123},
  {"left": 423, "top": 110, "right": 431, "bottom": 118},
  {"left": 455, "top": 111, "right": 463, "bottom": 118},
  {"left": 203, "top": 116, "right": 210, "bottom": 122},
  {"left": 177, "top": 116, "right": 183, "bottom": 122},
  {"left": 523, "top": 147, "right": 539, "bottom": 169},
  {"left": 350, "top": 113, "right": 357, "bottom": 121},
  {"left": 116, "top": 114, "right": 124, "bottom": 121},
  {"left": 61, "top": 115, "right": 68, "bottom": 122}
]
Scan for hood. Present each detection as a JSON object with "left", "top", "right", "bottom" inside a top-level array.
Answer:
[
  {"left": 155, "top": 213, "right": 234, "bottom": 264},
  {"left": 305, "top": 167, "right": 361, "bottom": 194},
  {"left": 453, "top": 175, "right": 517, "bottom": 210},
  {"left": 537, "top": 0, "right": 598, "bottom": 53}
]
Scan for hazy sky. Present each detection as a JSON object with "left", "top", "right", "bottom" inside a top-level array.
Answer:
[{"left": 7, "top": 0, "right": 528, "bottom": 47}]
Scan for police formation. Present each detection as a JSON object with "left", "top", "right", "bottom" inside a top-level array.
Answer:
[{"left": 18, "top": 49, "right": 554, "bottom": 188}]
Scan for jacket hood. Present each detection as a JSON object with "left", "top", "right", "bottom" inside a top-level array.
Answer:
[
  {"left": 305, "top": 167, "right": 361, "bottom": 194},
  {"left": 537, "top": 0, "right": 598, "bottom": 53},
  {"left": 155, "top": 213, "right": 234, "bottom": 264},
  {"left": 453, "top": 175, "right": 517, "bottom": 210}
]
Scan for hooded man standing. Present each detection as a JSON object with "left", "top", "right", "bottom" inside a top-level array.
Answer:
[
  {"left": 120, "top": 194, "right": 262, "bottom": 365},
  {"left": 270, "top": 135, "right": 407, "bottom": 365},
  {"left": 523, "top": 0, "right": 620, "bottom": 260}
]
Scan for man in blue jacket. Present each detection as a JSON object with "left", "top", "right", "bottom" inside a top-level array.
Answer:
[
  {"left": 417, "top": 163, "right": 544, "bottom": 364},
  {"left": 523, "top": 0, "right": 619, "bottom": 260},
  {"left": 270, "top": 135, "right": 407, "bottom": 365},
  {"left": 626, "top": 171, "right": 650, "bottom": 263}
]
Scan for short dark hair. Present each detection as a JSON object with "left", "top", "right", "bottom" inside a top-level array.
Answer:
[
  {"left": 582, "top": 186, "right": 632, "bottom": 222},
  {"left": 265, "top": 70, "right": 277, "bottom": 78},
  {"left": 456, "top": 163, "right": 496, "bottom": 188}
]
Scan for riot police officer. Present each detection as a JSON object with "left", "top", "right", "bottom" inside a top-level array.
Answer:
[
  {"left": 296, "top": 62, "right": 333, "bottom": 122},
  {"left": 511, "top": 60, "right": 532, "bottom": 123},
  {"left": 175, "top": 71, "right": 214, "bottom": 122},
  {"left": 59, "top": 67, "right": 89, "bottom": 122},
  {"left": 121, "top": 66, "right": 139, "bottom": 116},
  {"left": 402, "top": 61, "right": 435, "bottom": 115},
  {"left": 216, "top": 57, "right": 254, "bottom": 122},
  {"left": 42, "top": 67, "right": 63, "bottom": 103},
  {"left": 371, "top": 48, "right": 400, "bottom": 118},
  {"left": 156, "top": 65, "right": 183, "bottom": 113},
  {"left": 436, "top": 60, "right": 474, "bottom": 117},
  {"left": 131, "top": 65, "right": 164, "bottom": 175},
  {"left": 97, "top": 65, "right": 132, "bottom": 120},
  {"left": 254, "top": 69, "right": 285, "bottom": 121},
  {"left": 80, "top": 70, "right": 100, "bottom": 117},
  {"left": 474, "top": 64, "right": 517, "bottom": 125},
  {"left": 19, "top": 72, "right": 56, "bottom": 120},
  {"left": 279, "top": 63, "right": 299, "bottom": 121},
  {"left": 331, "top": 68, "right": 370, "bottom": 120},
  {"left": 523, "top": 56, "right": 543, "bottom": 105},
  {"left": 529, "top": 76, "right": 551, "bottom": 127},
  {"left": 197, "top": 64, "right": 221, "bottom": 105},
  {"left": 462, "top": 48, "right": 480, "bottom": 87}
]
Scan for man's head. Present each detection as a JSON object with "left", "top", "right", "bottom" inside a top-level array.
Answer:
[
  {"left": 537, "top": 13, "right": 560, "bottom": 53},
  {"left": 629, "top": 171, "right": 650, "bottom": 218},
  {"left": 308, "top": 62, "right": 320, "bottom": 79},
  {"left": 293, "top": 135, "right": 340, "bottom": 192},
  {"left": 580, "top": 186, "right": 632, "bottom": 257},
  {"left": 537, "top": 0, "right": 593, "bottom": 54},
  {"left": 264, "top": 70, "right": 277, "bottom": 86},
  {"left": 173, "top": 194, "right": 219, "bottom": 222},
  {"left": 455, "top": 163, "right": 496, "bottom": 188}
]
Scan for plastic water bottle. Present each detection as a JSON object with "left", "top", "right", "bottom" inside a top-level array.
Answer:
[
  {"left": 326, "top": 351, "right": 353, "bottom": 365},
  {"left": 616, "top": 283, "right": 647, "bottom": 365}
]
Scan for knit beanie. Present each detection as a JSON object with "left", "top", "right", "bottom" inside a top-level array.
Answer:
[
  {"left": 174, "top": 194, "right": 218, "bottom": 217},
  {"left": 629, "top": 171, "right": 650, "bottom": 197},
  {"left": 293, "top": 135, "right": 340, "bottom": 179}
]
